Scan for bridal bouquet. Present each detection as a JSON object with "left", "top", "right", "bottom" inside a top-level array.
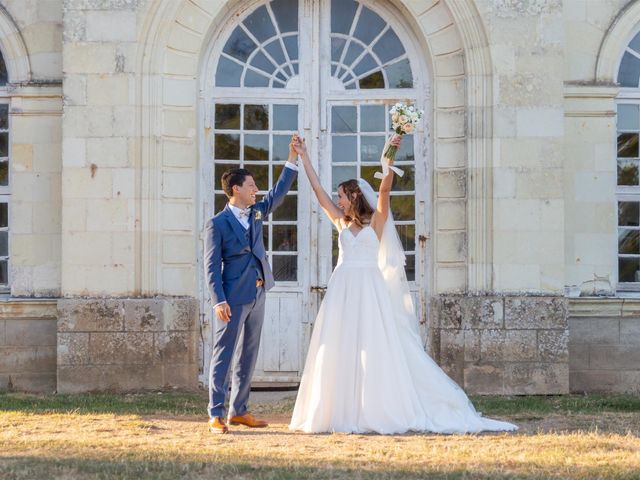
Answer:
[{"left": 375, "top": 103, "right": 423, "bottom": 179}]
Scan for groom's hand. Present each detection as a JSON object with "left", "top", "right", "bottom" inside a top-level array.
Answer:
[{"left": 215, "top": 302, "right": 232, "bottom": 322}]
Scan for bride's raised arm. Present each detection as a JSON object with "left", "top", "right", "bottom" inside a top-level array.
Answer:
[
  {"left": 291, "top": 135, "right": 344, "bottom": 228},
  {"left": 372, "top": 134, "right": 401, "bottom": 238}
]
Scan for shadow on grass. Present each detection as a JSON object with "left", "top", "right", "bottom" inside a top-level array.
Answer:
[{"left": 0, "top": 455, "right": 631, "bottom": 480}]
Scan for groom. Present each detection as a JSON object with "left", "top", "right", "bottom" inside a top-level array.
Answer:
[{"left": 204, "top": 142, "right": 298, "bottom": 434}]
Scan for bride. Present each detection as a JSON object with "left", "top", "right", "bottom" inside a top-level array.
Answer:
[{"left": 288, "top": 134, "right": 517, "bottom": 435}]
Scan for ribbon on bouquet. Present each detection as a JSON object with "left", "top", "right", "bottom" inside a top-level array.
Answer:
[{"left": 373, "top": 150, "right": 405, "bottom": 180}]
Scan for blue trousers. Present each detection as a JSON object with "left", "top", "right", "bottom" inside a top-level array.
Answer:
[{"left": 208, "top": 287, "right": 266, "bottom": 419}]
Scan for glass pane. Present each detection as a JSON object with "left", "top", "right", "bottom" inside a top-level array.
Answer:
[
  {"left": 353, "top": 53, "right": 377, "bottom": 76},
  {"left": 393, "top": 165, "right": 416, "bottom": 192},
  {"left": 630, "top": 31, "right": 640, "bottom": 53},
  {"left": 0, "top": 231, "right": 7, "bottom": 257},
  {"left": 273, "top": 255, "right": 297, "bottom": 281},
  {"left": 244, "top": 70, "right": 270, "bottom": 87},
  {"left": 0, "top": 261, "right": 7, "bottom": 285},
  {"left": 271, "top": 0, "right": 298, "bottom": 33},
  {"left": 619, "top": 202, "right": 640, "bottom": 227},
  {"left": 0, "top": 132, "right": 8, "bottom": 157},
  {"left": 283, "top": 35, "right": 298, "bottom": 61},
  {"left": 332, "top": 136, "right": 357, "bottom": 162},
  {"left": 360, "top": 165, "right": 381, "bottom": 185},
  {"left": 332, "top": 165, "right": 357, "bottom": 191},
  {"left": 397, "top": 224, "right": 415, "bottom": 251},
  {"left": 343, "top": 42, "right": 364, "bottom": 67},
  {"left": 276, "top": 71, "right": 287, "bottom": 82},
  {"left": 0, "top": 55, "right": 6, "bottom": 86},
  {"left": 215, "top": 104, "right": 240, "bottom": 129},
  {"left": 332, "top": 106, "right": 357, "bottom": 133},
  {"left": 618, "top": 160, "right": 639, "bottom": 185},
  {"left": 619, "top": 229, "right": 640, "bottom": 254},
  {"left": 353, "top": 7, "right": 385, "bottom": 45},
  {"left": 250, "top": 51, "right": 276, "bottom": 74},
  {"left": 273, "top": 104, "right": 298, "bottom": 130},
  {"left": 265, "top": 40, "right": 287, "bottom": 66},
  {"left": 215, "top": 57, "right": 243, "bottom": 87},
  {"left": 360, "top": 106, "right": 385, "bottom": 132},
  {"left": 405, "top": 254, "right": 415, "bottom": 281},
  {"left": 244, "top": 105, "right": 269, "bottom": 130},
  {"left": 272, "top": 135, "right": 290, "bottom": 161},
  {"left": 273, "top": 195, "right": 297, "bottom": 220},
  {"left": 619, "top": 257, "right": 640, "bottom": 282},
  {"left": 223, "top": 27, "right": 257, "bottom": 62},
  {"left": 360, "top": 136, "right": 385, "bottom": 162},
  {"left": 246, "top": 164, "right": 269, "bottom": 189},
  {"left": 292, "top": 62, "right": 299, "bottom": 75},
  {"left": 390, "top": 195, "right": 415, "bottom": 221},
  {"left": 243, "top": 5, "right": 276, "bottom": 43},
  {"left": 273, "top": 164, "right": 298, "bottom": 190},
  {"left": 359, "top": 71, "right": 385, "bottom": 89},
  {"left": 618, "top": 52, "right": 640, "bottom": 88},
  {"left": 331, "top": 0, "right": 358, "bottom": 35},
  {"left": 215, "top": 134, "right": 240, "bottom": 160},
  {"left": 331, "top": 37, "right": 346, "bottom": 62},
  {"left": 0, "top": 105, "right": 8, "bottom": 130},
  {"left": 395, "top": 134, "right": 414, "bottom": 161},
  {"left": 215, "top": 194, "right": 228, "bottom": 213},
  {"left": 0, "top": 203, "right": 6, "bottom": 228},
  {"left": 214, "top": 163, "right": 240, "bottom": 190},
  {"left": 618, "top": 133, "right": 639, "bottom": 158},
  {"left": 0, "top": 162, "right": 7, "bottom": 187},
  {"left": 273, "top": 225, "right": 297, "bottom": 251},
  {"left": 244, "top": 134, "right": 269, "bottom": 160},
  {"left": 385, "top": 59, "right": 413, "bottom": 88},
  {"left": 331, "top": 64, "right": 337, "bottom": 76},
  {"left": 372, "top": 29, "right": 405, "bottom": 64},
  {"left": 618, "top": 104, "right": 639, "bottom": 131}
]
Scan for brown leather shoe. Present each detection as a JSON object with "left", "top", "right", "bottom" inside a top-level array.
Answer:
[
  {"left": 228, "top": 412, "right": 268, "bottom": 428},
  {"left": 208, "top": 416, "right": 229, "bottom": 434}
]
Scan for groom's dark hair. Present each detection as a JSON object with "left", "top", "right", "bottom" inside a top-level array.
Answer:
[{"left": 221, "top": 168, "right": 253, "bottom": 198}]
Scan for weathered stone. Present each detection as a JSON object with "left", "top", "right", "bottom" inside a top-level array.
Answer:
[
  {"left": 58, "top": 299, "right": 124, "bottom": 332},
  {"left": 570, "top": 370, "right": 621, "bottom": 394},
  {"left": 568, "top": 344, "right": 589, "bottom": 371},
  {"left": 439, "top": 330, "right": 464, "bottom": 385},
  {"left": 504, "top": 330, "right": 538, "bottom": 361},
  {"left": 620, "top": 318, "right": 640, "bottom": 345},
  {"left": 589, "top": 345, "right": 640, "bottom": 370},
  {"left": 163, "top": 298, "right": 198, "bottom": 331},
  {"left": 0, "top": 347, "right": 38, "bottom": 373},
  {"left": 432, "top": 297, "right": 463, "bottom": 329},
  {"left": 124, "top": 299, "right": 164, "bottom": 331},
  {"left": 5, "top": 319, "right": 57, "bottom": 346},
  {"left": 461, "top": 298, "right": 504, "bottom": 329},
  {"left": 504, "top": 297, "right": 567, "bottom": 329},
  {"left": 538, "top": 329, "right": 569, "bottom": 362},
  {"left": 57, "top": 364, "right": 164, "bottom": 393},
  {"left": 155, "top": 331, "right": 194, "bottom": 364},
  {"left": 163, "top": 364, "right": 199, "bottom": 390},
  {"left": 505, "top": 363, "right": 568, "bottom": 395},
  {"left": 568, "top": 317, "right": 619, "bottom": 345},
  {"left": 57, "top": 332, "right": 89, "bottom": 365},
  {"left": 89, "top": 332, "right": 154, "bottom": 365},
  {"left": 7, "top": 373, "right": 57, "bottom": 393},
  {"left": 463, "top": 364, "right": 505, "bottom": 395},
  {"left": 480, "top": 329, "right": 506, "bottom": 362}
]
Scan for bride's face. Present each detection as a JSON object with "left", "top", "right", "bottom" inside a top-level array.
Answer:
[{"left": 337, "top": 186, "right": 353, "bottom": 215}]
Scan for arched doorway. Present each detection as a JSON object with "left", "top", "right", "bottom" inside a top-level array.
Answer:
[{"left": 198, "top": 0, "right": 431, "bottom": 384}]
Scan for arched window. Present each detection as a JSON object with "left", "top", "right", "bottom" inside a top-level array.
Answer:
[
  {"left": 208, "top": 0, "right": 422, "bottom": 283},
  {"left": 616, "top": 30, "right": 640, "bottom": 289}
]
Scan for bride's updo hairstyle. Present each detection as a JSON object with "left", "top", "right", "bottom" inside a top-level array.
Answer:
[{"left": 338, "top": 179, "right": 374, "bottom": 227}]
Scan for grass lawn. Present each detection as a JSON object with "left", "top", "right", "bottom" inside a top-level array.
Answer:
[{"left": 1, "top": 391, "right": 639, "bottom": 479}]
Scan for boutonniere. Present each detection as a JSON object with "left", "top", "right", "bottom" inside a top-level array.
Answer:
[{"left": 254, "top": 211, "right": 262, "bottom": 221}]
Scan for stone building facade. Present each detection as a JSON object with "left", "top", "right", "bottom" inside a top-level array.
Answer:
[{"left": 1, "top": 0, "right": 640, "bottom": 395}]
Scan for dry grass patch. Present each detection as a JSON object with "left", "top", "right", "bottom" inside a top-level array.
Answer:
[{"left": 0, "top": 392, "right": 639, "bottom": 479}]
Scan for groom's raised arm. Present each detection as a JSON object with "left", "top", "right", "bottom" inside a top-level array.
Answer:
[
  {"left": 258, "top": 162, "right": 297, "bottom": 217},
  {"left": 204, "top": 218, "right": 225, "bottom": 306}
]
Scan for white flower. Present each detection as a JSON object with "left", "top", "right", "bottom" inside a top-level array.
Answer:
[
  {"left": 398, "top": 114, "right": 408, "bottom": 124},
  {"left": 392, "top": 113, "right": 399, "bottom": 122},
  {"left": 402, "top": 123, "right": 414, "bottom": 133}
]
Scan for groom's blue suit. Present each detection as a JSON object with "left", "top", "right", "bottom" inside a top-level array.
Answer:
[{"left": 204, "top": 166, "right": 297, "bottom": 419}]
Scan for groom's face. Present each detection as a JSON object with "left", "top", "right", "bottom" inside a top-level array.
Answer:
[{"left": 232, "top": 175, "right": 259, "bottom": 206}]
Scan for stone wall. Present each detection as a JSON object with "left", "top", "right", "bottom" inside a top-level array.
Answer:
[
  {"left": 57, "top": 297, "right": 198, "bottom": 393},
  {"left": 431, "top": 295, "right": 569, "bottom": 394},
  {"left": 0, "top": 300, "right": 58, "bottom": 392},
  {"left": 569, "top": 299, "right": 640, "bottom": 394}
]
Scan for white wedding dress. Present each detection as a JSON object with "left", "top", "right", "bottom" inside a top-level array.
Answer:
[{"left": 289, "top": 224, "right": 517, "bottom": 434}]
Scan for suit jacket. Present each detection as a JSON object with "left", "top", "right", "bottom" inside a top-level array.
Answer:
[{"left": 204, "top": 166, "right": 297, "bottom": 306}]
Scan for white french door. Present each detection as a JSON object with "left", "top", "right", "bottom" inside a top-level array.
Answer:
[{"left": 199, "top": 0, "right": 430, "bottom": 386}]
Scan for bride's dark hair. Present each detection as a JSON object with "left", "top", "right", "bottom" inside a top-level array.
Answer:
[{"left": 338, "top": 179, "right": 374, "bottom": 227}]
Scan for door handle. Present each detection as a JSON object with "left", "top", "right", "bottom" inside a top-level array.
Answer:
[{"left": 418, "top": 234, "right": 430, "bottom": 248}]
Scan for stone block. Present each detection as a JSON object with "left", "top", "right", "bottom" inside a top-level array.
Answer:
[
  {"left": 568, "top": 317, "right": 619, "bottom": 344},
  {"left": 436, "top": 200, "right": 466, "bottom": 230},
  {"left": 87, "top": 74, "right": 129, "bottom": 106},
  {"left": 85, "top": 11, "right": 136, "bottom": 42},
  {"left": 432, "top": 296, "right": 504, "bottom": 329},
  {"left": 480, "top": 329, "right": 506, "bottom": 362},
  {"left": 504, "top": 297, "right": 567, "bottom": 329},
  {"left": 124, "top": 299, "right": 164, "bottom": 331},
  {"left": 436, "top": 231, "right": 466, "bottom": 262},
  {"left": 155, "top": 331, "right": 195, "bottom": 364},
  {"left": 436, "top": 169, "right": 466, "bottom": 198},
  {"left": 163, "top": 298, "right": 198, "bottom": 331},
  {"left": 504, "top": 330, "right": 538, "bottom": 361},
  {"left": 161, "top": 202, "right": 195, "bottom": 231},
  {"left": 620, "top": 318, "right": 640, "bottom": 344},
  {"left": 463, "top": 364, "right": 505, "bottom": 395},
  {"left": 57, "top": 332, "right": 89, "bottom": 366},
  {"left": 162, "top": 235, "right": 196, "bottom": 264},
  {"left": 570, "top": 370, "right": 620, "bottom": 394},
  {"left": 538, "top": 329, "right": 569, "bottom": 362},
  {"left": 439, "top": 329, "right": 464, "bottom": 384},
  {"left": 0, "top": 347, "right": 38, "bottom": 373},
  {"left": 58, "top": 299, "right": 125, "bottom": 332},
  {"left": 435, "top": 109, "right": 465, "bottom": 139},
  {"left": 505, "top": 363, "right": 568, "bottom": 395},
  {"left": 87, "top": 137, "right": 128, "bottom": 168},
  {"left": 589, "top": 345, "right": 640, "bottom": 370},
  {"left": 435, "top": 266, "right": 467, "bottom": 293},
  {"left": 163, "top": 364, "right": 199, "bottom": 390},
  {"left": 435, "top": 140, "right": 465, "bottom": 169},
  {"left": 89, "top": 332, "right": 154, "bottom": 365},
  {"left": 569, "top": 344, "right": 589, "bottom": 370},
  {"left": 63, "top": 43, "right": 116, "bottom": 74},
  {"left": 162, "top": 170, "right": 194, "bottom": 199},
  {"left": 617, "top": 372, "right": 640, "bottom": 394},
  {"left": 8, "top": 373, "right": 56, "bottom": 393},
  {"left": 5, "top": 319, "right": 57, "bottom": 346},
  {"left": 57, "top": 364, "right": 165, "bottom": 393}
]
